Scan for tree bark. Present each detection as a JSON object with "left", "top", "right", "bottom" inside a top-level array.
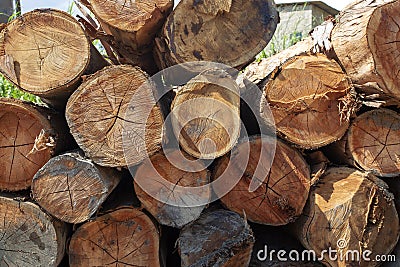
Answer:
[
  {"left": 31, "top": 151, "right": 121, "bottom": 224},
  {"left": 154, "top": 0, "right": 279, "bottom": 69},
  {"left": 0, "top": 98, "right": 70, "bottom": 191},
  {"left": 0, "top": 9, "right": 108, "bottom": 109},
  {"left": 69, "top": 207, "right": 162, "bottom": 267},
  {"left": 294, "top": 167, "right": 399, "bottom": 267},
  {"left": 178, "top": 209, "right": 255, "bottom": 267},
  {"left": 134, "top": 149, "right": 210, "bottom": 228},
  {"left": 331, "top": 0, "right": 400, "bottom": 101},
  {"left": 261, "top": 53, "right": 353, "bottom": 149},
  {"left": 66, "top": 65, "right": 164, "bottom": 167},
  {"left": 213, "top": 136, "right": 310, "bottom": 226},
  {"left": 0, "top": 195, "right": 67, "bottom": 266},
  {"left": 347, "top": 108, "right": 400, "bottom": 177},
  {"left": 171, "top": 69, "right": 241, "bottom": 159},
  {"left": 86, "top": 0, "right": 173, "bottom": 74}
]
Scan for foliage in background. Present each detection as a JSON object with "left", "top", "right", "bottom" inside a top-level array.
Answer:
[
  {"left": 0, "top": 74, "right": 42, "bottom": 104},
  {"left": 256, "top": 3, "right": 326, "bottom": 61}
]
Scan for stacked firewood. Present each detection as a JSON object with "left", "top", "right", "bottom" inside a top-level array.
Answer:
[{"left": 0, "top": 0, "right": 399, "bottom": 266}]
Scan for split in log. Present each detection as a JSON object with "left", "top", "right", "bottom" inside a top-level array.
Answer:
[
  {"left": 171, "top": 69, "right": 241, "bottom": 159},
  {"left": 348, "top": 108, "right": 400, "bottom": 177},
  {"left": 178, "top": 209, "right": 255, "bottom": 267},
  {"left": 0, "top": 9, "right": 108, "bottom": 108},
  {"left": 331, "top": 0, "right": 400, "bottom": 101},
  {"left": 294, "top": 167, "right": 399, "bottom": 267},
  {"left": 213, "top": 136, "right": 310, "bottom": 225},
  {"left": 134, "top": 149, "right": 210, "bottom": 228},
  {"left": 32, "top": 151, "right": 121, "bottom": 224},
  {"left": 0, "top": 195, "right": 67, "bottom": 266},
  {"left": 261, "top": 53, "right": 353, "bottom": 149},
  {"left": 66, "top": 65, "right": 164, "bottom": 167},
  {"left": 87, "top": 0, "right": 173, "bottom": 74},
  {"left": 0, "top": 98, "right": 69, "bottom": 191},
  {"left": 69, "top": 207, "right": 161, "bottom": 267},
  {"left": 154, "top": 0, "right": 279, "bottom": 69}
]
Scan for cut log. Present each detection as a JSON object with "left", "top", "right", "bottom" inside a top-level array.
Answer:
[
  {"left": 0, "top": 98, "right": 69, "bottom": 191},
  {"left": 331, "top": 0, "right": 400, "bottom": 101},
  {"left": 261, "top": 53, "right": 353, "bottom": 149},
  {"left": 0, "top": 9, "right": 108, "bottom": 108},
  {"left": 348, "top": 108, "right": 400, "bottom": 177},
  {"left": 32, "top": 151, "right": 121, "bottom": 224},
  {"left": 244, "top": 37, "right": 313, "bottom": 88},
  {"left": 213, "top": 137, "right": 310, "bottom": 225},
  {"left": 294, "top": 167, "right": 399, "bottom": 267},
  {"left": 154, "top": 0, "right": 279, "bottom": 69},
  {"left": 0, "top": 195, "right": 67, "bottom": 266},
  {"left": 66, "top": 65, "right": 164, "bottom": 167},
  {"left": 171, "top": 69, "right": 241, "bottom": 159},
  {"left": 69, "top": 207, "right": 161, "bottom": 267},
  {"left": 178, "top": 209, "right": 255, "bottom": 267},
  {"left": 87, "top": 0, "right": 173, "bottom": 74},
  {"left": 134, "top": 149, "right": 210, "bottom": 228}
]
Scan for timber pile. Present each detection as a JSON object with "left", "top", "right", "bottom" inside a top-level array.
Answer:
[{"left": 0, "top": 0, "right": 399, "bottom": 266}]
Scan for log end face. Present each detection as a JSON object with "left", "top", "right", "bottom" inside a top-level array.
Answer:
[{"left": 0, "top": 9, "right": 91, "bottom": 95}]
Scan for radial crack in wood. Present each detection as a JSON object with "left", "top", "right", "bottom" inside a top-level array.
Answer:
[
  {"left": 0, "top": 9, "right": 108, "bottom": 108},
  {"left": 32, "top": 151, "right": 121, "bottom": 224},
  {"left": 134, "top": 149, "right": 210, "bottom": 228},
  {"left": 69, "top": 207, "right": 161, "bottom": 267},
  {"left": 66, "top": 65, "right": 164, "bottom": 167},
  {"left": 0, "top": 195, "right": 67, "bottom": 267},
  {"left": 262, "top": 54, "right": 352, "bottom": 149},
  {"left": 213, "top": 137, "right": 310, "bottom": 225}
]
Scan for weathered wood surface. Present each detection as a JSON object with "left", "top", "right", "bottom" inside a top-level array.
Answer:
[
  {"left": 86, "top": 0, "right": 173, "bottom": 74},
  {"left": 213, "top": 137, "right": 310, "bottom": 225},
  {"left": 0, "top": 195, "right": 68, "bottom": 267},
  {"left": 178, "top": 209, "right": 255, "bottom": 267},
  {"left": 171, "top": 69, "right": 241, "bottom": 159},
  {"left": 331, "top": 0, "right": 400, "bottom": 101},
  {"left": 134, "top": 149, "right": 210, "bottom": 228},
  {"left": 155, "top": 0, "right": 279, "bottom": 69},
  {"left": 294, "top": 167, "right": 399, "bottom": 267},
  {"left": 0, "top": 98, "right": 69, "bottom": 191},
  {"left": 69, "top": 207, "right": 161, "bottom": 267},
  {"left": 66, "top": 65, "right": 164, "bottom": 167},
  {"left": 32, "top": 151, "right": 121, "bottom": 224},
  {"left": 261, "top": 54, "right": 353, "bottom": 149},
  {"left": 0, "top": 9, "right": 108, "bottom": 108}
]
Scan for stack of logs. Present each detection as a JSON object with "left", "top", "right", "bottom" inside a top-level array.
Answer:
[{"left": 0, "top": 0, "right": 399, "bottom": 266}]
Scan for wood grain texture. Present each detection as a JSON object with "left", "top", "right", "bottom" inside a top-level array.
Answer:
[
  {"left": 348, "top": 108, "right": 400, "bottom": 177},
  {"left": 32, "top": 151, "right": 121, "bottom": 224},
  {"left": 295, "top": 167, "right": 399, "bottom": 267},
  {"left": 66, "top": 65, "right": 164, "bottom": 167},
  {"left": 134, "top": 149, "right": 210, "bottom": 228},
  {"left": 178, "top": 209, "right": 254, "bottom": 267},
  {"left": 0, "top": 195, "right": 67, "bottom": 267},
  {"left": 331, "top": 0, "right": 400, "bottom": 101},
  {"left": 89, "top": 0, "right": 173, "bottom": 74},
  {"left": 69, "top": 207, "right": 161, "bottom": 267},
  {"left": 155, "top": 0, "right": 279, "bottom": 69},
  {"left": 0, "top": 9, "right": 108, "bottom": 108},
  {"left": 171, "top": 69, "right": 241, "bottom": 159},
  {"left": 213, "top": 137, "right": 310, "bottom": 225},
  {"left": 0, "top": 98, "right": 56, "bottom": 191},
  {"left": 262, "top": 54, "right": 352, "bottom": 149}
]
